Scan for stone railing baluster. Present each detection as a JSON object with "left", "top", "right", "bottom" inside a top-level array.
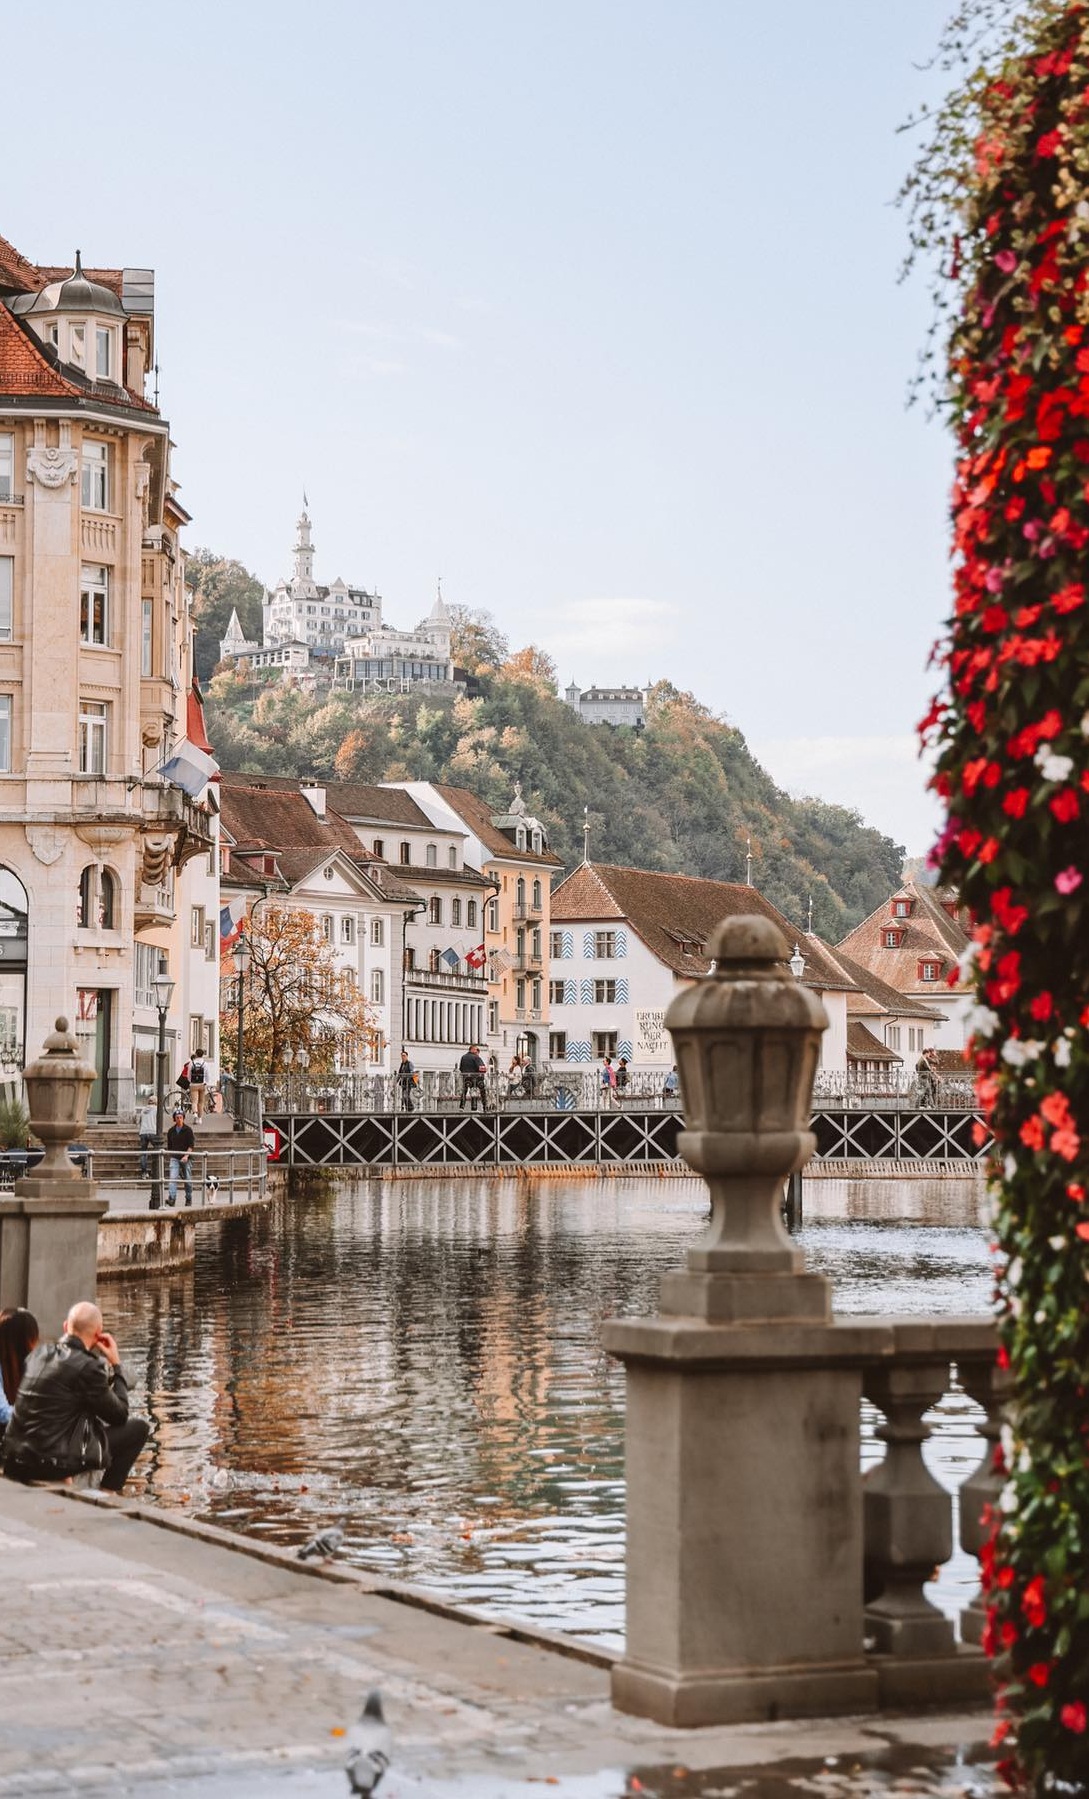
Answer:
[
  {"left": 957, "top": 1350, "right": 1010, "bottom": 1649},
  {"left": 862, "top": 1348, "right": 956, "bottom": 1659}
]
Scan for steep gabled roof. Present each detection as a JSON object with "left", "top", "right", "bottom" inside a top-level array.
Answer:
[
  {"left": 427, "top": 783, "right": 564, "bottom": 867},
  {"left": 0, "top": 232, "right": 42, "bottom": 294},
  {"left": 551, "top": 862, "right": 854, "bottom": 990},
  {"left": 812, "top": 940, "right": 945, "bottom": 1023},
  {"left": 335, "top": 783, "right": 439, "bottom": 830},
  {"left": 847, "top": 1021, "right": 903, "bottom": 1064},
  {"left": 837, "top": 879, "right": 970, "bottom": 996},
  {"left": 219, "top": 775, "right": 378, "bottom": 863},
  {"left": 0, "top": 302, "right": 84, "bottom": 397}
]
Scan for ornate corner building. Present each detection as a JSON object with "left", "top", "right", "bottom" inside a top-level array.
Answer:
[{"left": 0, "top": 231, "right": 215, "bottom": 1116}]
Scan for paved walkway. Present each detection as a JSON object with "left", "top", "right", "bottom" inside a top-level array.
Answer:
[{"left": 0, "top": 1482, "right": 996, "bottom": 1797}]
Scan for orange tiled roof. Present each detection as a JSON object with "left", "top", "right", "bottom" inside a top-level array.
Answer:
[
  {"left": 552, "top": 862, "right": 855, "bottom": 989},
  {"left": 0, "top": 303, "right": 83, "bottom": 397},
  {"left": 837, "top": 880, "right": 969, "bottom": 996},
  {"left": 429, "top": 783, "right": 564, "bottom": 868},
  {"left": 0, "top": 232, "right": 42, "bottom": 294},
  {"left": 847, "top": 1021, "right": 903, "bottom": 1064}
]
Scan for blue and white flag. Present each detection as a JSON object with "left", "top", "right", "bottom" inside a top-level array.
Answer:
[
  {"left": 157, "top": 740, "right": 218, "bottom": 798},
  {"left": 441, "top": 947, "right": 460, "bottom": 970}
]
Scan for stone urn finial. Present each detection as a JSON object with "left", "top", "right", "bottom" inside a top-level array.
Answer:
[
  {"left": 665, "top": 915, "right": 828, "bottom": 1279},
  {"left": 22, "top": 1016, "right": 95, "bottom": 1180}
]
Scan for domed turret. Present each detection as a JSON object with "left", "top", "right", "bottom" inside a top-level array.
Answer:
[{"left": 12, "top": 252, "right": 125, "bottom": 380}]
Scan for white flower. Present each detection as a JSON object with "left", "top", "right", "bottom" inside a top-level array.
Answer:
[
  {"left": 1003, "top": 1154, "right": 1018, "bottom": 1181},
  {"left": 1035, "top": 744, "right": 1075, "bottom": 782},
  {"left": 1054, "top": 1037, "right": 1073, "bottom": 1069},
  {"left": 1007, "top": 1256, "right": 1022, "bottom": 1288},
  {"left": 1050, "top": 1235, "right": 1067, "bottom": 1250},
  {"left": 999, "top": 1480, "right": 1019, "bottom": 1513},
  {"left": 966, "top": 1004, "right": 1001, "bottom": 1039},
  {"left": 1002, "top": 1038, "right": 1045, "bottom": 1068},
  {"left": 1000, "top": 1423, "right": 1015, "bottom": 1462},
  {"left": 1081, "top": 711, "right": 1089, "bottom": 738},
  {"left": 1019, "top": 1447, "right": 1032, "bottom": 1472},
  {"left": 957, "top": 941, "right": 981, "bottom": 980}
]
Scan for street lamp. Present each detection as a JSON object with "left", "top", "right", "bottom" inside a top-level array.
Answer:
[
  {"left": 282, "top": 1045, "right": 293, "bottom": 1111},
  {"left": 788, "top": 943, "right": 806, "bottom": 980},
  {"left": 150, "top": 961, "right": 175, "bottom": 1211},
  {"left": 233, "top": 932, "right": 251, "bottom": 1133}
]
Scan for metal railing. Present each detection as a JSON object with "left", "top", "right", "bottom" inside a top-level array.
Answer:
[
  {"left": 0, "top": 1143, "right": 268, "bottom": 1205},
  {"left": 404, "top": 968, "right": 488, "bottom": 992},
  {"left": 264, "top": 1068, "right": 685, "bottom": 1114},
  {"left": 813, "top": 1070, "right": 975, "bottom": 1110},
  {"left": 219, "top": 1073, "right": 264, "bottom": 1130}
]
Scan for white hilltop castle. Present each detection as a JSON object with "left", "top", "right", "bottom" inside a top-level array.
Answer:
[{"left": 219, "top": 503, "right": 458, "bottom": 693}]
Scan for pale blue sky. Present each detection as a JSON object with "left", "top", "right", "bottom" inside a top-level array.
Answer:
[{"left": 6, "top": 2, "right": 955, "bottom": 852}]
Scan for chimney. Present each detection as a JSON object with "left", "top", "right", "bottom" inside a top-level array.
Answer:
[{"left": 301, "top": 785, "right": 326, "bottom": 819}]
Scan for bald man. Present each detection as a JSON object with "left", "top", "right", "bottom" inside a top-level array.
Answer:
[{"left": 1, "top": 1301, "right": 149, "bottom": 1492}]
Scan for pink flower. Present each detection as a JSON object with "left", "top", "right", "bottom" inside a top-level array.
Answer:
[
  {"left": 995, "top": 250, "right": 1018, "bottom": 273},
  {"left": 1055, "top": 867, "right": 1083, "bottom": 894}
]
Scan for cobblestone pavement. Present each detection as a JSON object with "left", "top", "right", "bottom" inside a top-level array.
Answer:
[{"left": 0, "top": 1484, "right": 997, "bottom": 1799}]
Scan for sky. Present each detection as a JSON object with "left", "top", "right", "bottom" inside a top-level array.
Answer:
[{"left": 4, "top": 1, "right": 959, "bottom": 855}]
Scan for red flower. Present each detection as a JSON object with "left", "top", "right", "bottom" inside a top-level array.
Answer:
[
  {"left": 1052, "top": 1125, "right": 1081, "bottom": 1161},
  {"left": 1020, "top": 1116, "right": 1046, "bottom": 1150},
  {"left": 1053, "top": 580, "right": 1086, "bottom": 612},
  {"left": 1029, "top": 991, "right": 1054, "bottom": 1020},
  {"left": 1022, "top": 1576, "right": 1047, "bottom": 1629},
  {"left": 1061, "top": 1701, "right": 1087, "bottom": 1733},
  {"left": 1026, "top": 1661, "right": 1051, "bottom": 1687},
  {"left": 1050, "top": 788, "right": 1080, "bottom": 823},
  {"left": 1041, "top": 1091, "right": 1072, "bottom": 1126},
  {"left": 1003, "top": 788, "right": 1030, "bottom": 817}
]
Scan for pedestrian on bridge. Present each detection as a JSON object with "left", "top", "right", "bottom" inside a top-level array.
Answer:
[
  {"left": 459, "top": 1046, "right": 487, "bottom": 1112},
  {"left": 396, "top": 1051, "right": 416, "bottom": 1113}
]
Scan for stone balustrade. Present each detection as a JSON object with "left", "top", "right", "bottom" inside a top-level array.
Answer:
[{"left": 602, "top": 916, "right": 1000, "bottom": 1728}]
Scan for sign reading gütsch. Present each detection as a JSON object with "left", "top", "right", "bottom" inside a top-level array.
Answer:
[{"left": 635, "top": 1009, "right": 668, "bottom": 1062}]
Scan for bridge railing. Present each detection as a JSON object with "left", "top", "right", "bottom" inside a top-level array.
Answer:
[{"left": 263, "top": 1069, "right": 685, "bottom": 1114}]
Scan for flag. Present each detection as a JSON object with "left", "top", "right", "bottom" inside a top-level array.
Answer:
[
  {"left": 491, "top": 947, "right": 513, "bottom": 973},
  {"left": 465, "top": 943, "right": 487, "bottom": 970},
  {"left": 220, "top": 900, "right": 244, "bottom": 954},
  {"left": 441, "top": 947, "right": 460, "bottom": 970},
  {"left": 157, "top": 740, "right": 218, "bottom": 798}
]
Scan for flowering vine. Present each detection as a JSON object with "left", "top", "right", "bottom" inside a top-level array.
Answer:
[{"left": 906, "top": 2, "right": 1089, "bottom": 1789}]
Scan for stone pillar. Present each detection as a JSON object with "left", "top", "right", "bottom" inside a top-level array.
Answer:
[
  {"left": 603, "top": 917, "right": 880, "bottom": 1726},
  {"left": 0, "top": 1017, "right": 106, "bottom": 1336}
]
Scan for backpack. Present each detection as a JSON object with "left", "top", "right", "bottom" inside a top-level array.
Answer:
[{"left": 190, "top": 1060, "right": 205, "bottom": 1084}]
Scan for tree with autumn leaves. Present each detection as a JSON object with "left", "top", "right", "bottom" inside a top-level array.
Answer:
[
  {"left": 221, "top": 905, "right": 376, "bottom": 1088},
  {"left": 907, "top": 2, "right": 1089, "bottom": 1787}
]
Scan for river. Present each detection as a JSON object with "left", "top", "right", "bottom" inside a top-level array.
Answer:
[{"left": 105, "top": 1172, "right": 992, "bottom": 1651}]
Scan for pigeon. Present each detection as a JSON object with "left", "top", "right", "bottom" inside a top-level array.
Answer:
[
  {"left": 296, "top": 1519, "right": 347, "bottom": 1562},
  {"left": 345, "top": 1689, "right": 391, "bottom": 1795}
]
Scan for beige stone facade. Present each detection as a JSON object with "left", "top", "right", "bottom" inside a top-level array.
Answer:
[{"left": 0, "top": 236, "right": 214, "bottom": 1116}]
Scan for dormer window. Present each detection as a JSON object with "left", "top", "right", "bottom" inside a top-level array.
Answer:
[
  {"left": 69, "top": 323, "right": 86, "bottom": 369},
  {"left": 893, "top": 899, "right": 913, "bottom": 918},
  {"left": 531, "top": 830, "right": 542, "bottom": 852},
  {"left": 95, "top": 326, "right": 114, "bottom": 379},
  {"left": 516, "top": 826, "right": 526, "bottom": 851},
  {"left": 883, "top": 928, "right": 904, "bottom": 949},
  {"left": 918, "top": 958, "right": 943, "bottom": 982}
]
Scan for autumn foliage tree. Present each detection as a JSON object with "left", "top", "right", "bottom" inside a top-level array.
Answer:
[
  {"left": 221, "top": 906, "right": 376, "bottom": 1087},
  {"left": 908, "top": 3, "right": 1089, "bottom": 1785}
]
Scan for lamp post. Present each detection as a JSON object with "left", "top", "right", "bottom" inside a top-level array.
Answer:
[
  {"left": 150, "top": 963, "right": 175, "bottom": 1212},
  {"left": 789, "top": 942, "right": 806, "bottom": 979},
  {"left": 282, "top": 1045, "right": 293, "bottom": 1111},
  {"left": 233, "top": 932, "right": 251, "bottom": 1133}
]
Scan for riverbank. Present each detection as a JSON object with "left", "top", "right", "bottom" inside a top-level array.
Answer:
[{"left": 0, "top": 1480, "right": 995, "bottom": 1796}]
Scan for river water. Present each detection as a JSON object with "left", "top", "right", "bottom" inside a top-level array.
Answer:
[{"left": 106, "top": 1173, "right": 992, "bottom": 1652}]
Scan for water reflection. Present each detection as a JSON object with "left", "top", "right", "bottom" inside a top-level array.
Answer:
[{"left": 106, "top": 1174, "right": 991, "bottom": 1649}]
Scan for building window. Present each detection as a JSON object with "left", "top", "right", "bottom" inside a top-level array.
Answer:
[
  {"left": 467, "top": 900, "right": 477, "bottom": 929},
  {"left": 549, "top": 930, "right": 564, "bottom": 959},
  {"left": 426, "top": 843, "right": 437, "bottom": 868},
  {"left": 372, "top": 838, "right": 384, "bottom": 859},
  {"left": 549, "top": 1032, "right": 567, "bottom": 1060},
  {"left": 428, "top": 897, "right": 442, "bottom": 925},
  {"left": 549, "top": 980, "right": 566, "bottom": 1005},
  {"left": 451, "top": 898, "right": 462, "bottom": 926},
  {"left": 593, "top": 930, "right": 616, "bottom": 958},
  {"left": 0, "top": 434, "right": 12, "bottom": 502},
  {"left": 448, "top": 846, "right": 457, "bottom": 869},
  {"left": 78, "top": 700, "right": 107, "bottom": 774},
  {"left": 920, "top": 961, "right": 940, "bottom": 982},
  {"left": 371, "top": 968, "right": 385, "bottom": 1004},
  {"left": 399, "top": 841, "right": 411, "bottom": 864},
  {"left": 487, "top": 899, "right": 498, "bottom": 933},
  {"left": 429, "top": 948, "right": 442, "bottom": 973},
  {"left": 204, "top": 922, "right": 216, "bottom": 962},
  {"left": 531, "top": 978, "right": 542, "bottom": 1010},
  {"left": 531, "top": 830, "right": 542, "bottom": 853},
  {"left": 516, "top": 877, "right": 526, "bottom": 908},
  {"left": 487, "top": 1000, "right": 499, "bottom": 1033},
  {"left": 78, "top": 866, "right": 117, "bottom": 930},
  {"left": 80, "top": 564, "right": 109, "bottom": 646},
  {"left": 321, "top": 914, "right": 333, "bottom": 941},
  {"left": 70, "top": 323, "right": 86, "bottom": 369},
  {"left": 141, "top": 598, "right": 153, "bottom": 677},
  {"left": 593, "top": 1030, "right": 618, "bottom": 1058},
  {"left": 883, "top": 930, "right": 901, "bottom": 949},
  {"left": 886, "top": 1026, "right": 901, "bottom": 1050},
  {"left": 371, "top": 917, "right": 384, "bottom": 946},
  {"left": 0, "top": 695, "right": 10, "bottom": 772},
  {"left": 593, "top": 979, "right": 617, "bottom": 1004},
  {"left": 190, "top": 905, "right": 205, "bottom": 948},
  {"left": 95, "top": 328, "right": 114, "bottom": 380},
  {"left": 532, "top": 879, "right": 543, "bottom": 910},
  {"left": 0, "top": 557, "right": 12, "bottom": 643},
  {"left": 341, "top": 916, "right": 355, "bottom": 944},
  {"left": 134, "top": 940, "right": 159, "bottom": 1011},
  {"left": 80, "top": 441, "right": 110, "bottom": 511},
  {"left": 516, "top": 979, "right": 526, "bottom": 1009},
  {"left": 531, "top": 927, "right": 542, "bottom": 960}
]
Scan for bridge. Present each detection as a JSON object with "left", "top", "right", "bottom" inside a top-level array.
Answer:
[{"left": 262, "top": 1104, "right": 990, "bottom": 1170}]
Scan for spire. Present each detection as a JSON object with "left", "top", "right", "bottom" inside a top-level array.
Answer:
[
  {"left": 583, "top": 806, "right": 590, "bottom": 866},
  {"left": 73, "top": 249, "right": 83, "bottom": 277},
  {"left": 745, "top": 837, "right": 753, "bottom": 887},
  {"left": 293, "top": 501, "right": 315, "bottom": 590}
]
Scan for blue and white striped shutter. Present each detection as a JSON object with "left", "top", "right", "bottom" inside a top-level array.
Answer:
[
  {"left": 567, "top": 1040, "right": 591, "bottom": 1063},
  {"left": 618, "top": 1038, "right": 633, "bottom": 1060},
  {"left": 614, "top": 930, "right": 628, "bottom": 959},
  {"left": 562, "top": 929, "right": 574, "bottom": 958},
  {"left": 580, "top": 978, "right": 594, "bottom": 1004},
  {"left": 616, "top": 978, "right": 630, "bottom": 1004},
  {"left": 565, "top": 979, "right": 577, "bottom": 1005},
  {"left": 583, "top": 930, "right": 595, "bottom": 958}
]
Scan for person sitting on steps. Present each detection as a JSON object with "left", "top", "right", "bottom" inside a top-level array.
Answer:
[{"left": 166, "top": 1108, "right": 194, "bottom": 1206}]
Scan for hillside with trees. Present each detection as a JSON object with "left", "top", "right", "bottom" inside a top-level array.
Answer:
[{"left": 203, "top": 589, "right": 904, "bottom": 939}]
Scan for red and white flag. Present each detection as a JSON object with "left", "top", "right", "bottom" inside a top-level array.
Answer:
[{"left": 466, "top": 942, "right": 487, "bottom": 970}]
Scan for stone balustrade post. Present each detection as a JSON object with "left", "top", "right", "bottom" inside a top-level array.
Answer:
[
  {"left": 0, "top": 1017, "right": 106, "bottom": 1335},
  {"left": 603, "top": 918, "right": 883, "bottom": 1726},
  {"left": 957, "top": 1351, "right": 1010, "bottom": 1649}
]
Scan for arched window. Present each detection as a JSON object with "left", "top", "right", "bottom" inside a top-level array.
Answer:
[
  {"left": 516, "top": 876, "right": 526, "bottom": 906},
  {"left": 531, "top": 830, "right": 542, "bottom": 853},
  {"left": 467, "top": 900, "right": 477, "bottom": 928},
  {"left": 428, "top": 896, "right": 442, "bottom": 925},
  {"left": 77, "top": 865, "right": 117, "bottom": 929},
  {"left": 426, "top": 843, "right": 437, "bottom": 868},
  {"left": 532, "top": 878, "right": 542, "bottom": 911}
]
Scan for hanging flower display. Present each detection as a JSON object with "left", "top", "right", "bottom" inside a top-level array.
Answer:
[{"left": 905, "top": 2, "right": 1089, "bottom": 1789}]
